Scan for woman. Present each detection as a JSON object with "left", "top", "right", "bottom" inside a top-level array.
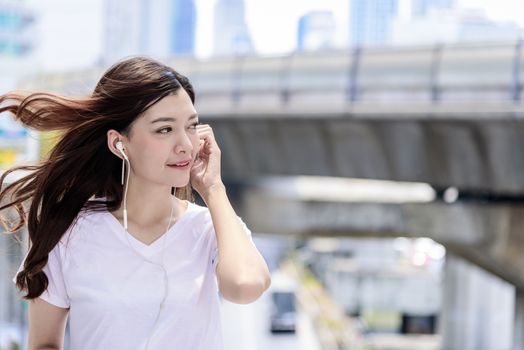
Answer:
[{"left": 1, "top": 56, "right": 271, "bottom": 350}]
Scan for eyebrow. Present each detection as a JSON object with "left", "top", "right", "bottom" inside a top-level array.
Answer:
[{"left": 150, "top": 114, "right": 199, "bottom": 124}]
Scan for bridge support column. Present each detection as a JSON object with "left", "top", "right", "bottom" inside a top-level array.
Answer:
[
  {"left": 514, "top": 289, "right": 524, "bottom": 349},
  {"left": 441, "top": 254, "right": 514, "bottom": 350}
]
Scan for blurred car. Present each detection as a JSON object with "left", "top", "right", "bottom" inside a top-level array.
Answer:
[{"left": 269, "top": 290, "right": 297, "bottom": 333}]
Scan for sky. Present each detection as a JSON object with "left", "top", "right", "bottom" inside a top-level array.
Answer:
[{"left": 23, "top": 0, "right": 524, "bottom": 72}]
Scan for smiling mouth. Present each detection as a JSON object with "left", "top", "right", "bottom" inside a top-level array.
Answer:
[{"left": 167, "top": 161, "right": 191, "bottom": 169}]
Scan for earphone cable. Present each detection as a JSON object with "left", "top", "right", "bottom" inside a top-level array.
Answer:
[{"left": 121, "top": 157, "right": 175, "bottom": 350}]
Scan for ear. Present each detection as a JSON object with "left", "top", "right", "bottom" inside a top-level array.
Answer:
[{"left": 107, "top": 129, "right": 126, "bottom": 160}]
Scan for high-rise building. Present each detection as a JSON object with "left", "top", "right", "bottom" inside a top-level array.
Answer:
[
  {"left": 103, "top": 0, "right": 196, "bottom": 63},
  {"left": 391, "top": 8, "right": 524, "bottom": 46},
  {"left": 0, "top": 1, "right": 35, "bottom": 160},
  {"left": 103, "top": 0, "right": 142, "bottom": 63},
  {"left": 0, "top": 4, "right": 34, "bottom": 57},
  {"left": 170, "top": 0, "right": 196, "bottom": 55},
  {"left": 349, "top": 0, "right": 399, "bottom": 47},
  {"left": 213, "top": 0, "right": 253, "bottom": 56},
  {"left": 412, "top": 0, "right": 455, "bottom": 17},
  {"left": 297, "top": 11, "right": 336, "bottom": 51},
  {"left": 0, "top": 2, "right": 35, "bottom": 88}
]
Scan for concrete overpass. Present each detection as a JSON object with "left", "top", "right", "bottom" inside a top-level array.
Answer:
[
  {"left": 24, "top": 41, "right": 524, "bottom": 194},
  {"left": 238, "top": 177, "right": 521, "bottom": 288}
]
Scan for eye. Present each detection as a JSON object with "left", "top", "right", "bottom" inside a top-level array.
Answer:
[
  {"left": 157, "top": 127, "right": 172, "bottom": 134},
  {"left": 188, "top": 122, "right": 201, "bottom": 130}
]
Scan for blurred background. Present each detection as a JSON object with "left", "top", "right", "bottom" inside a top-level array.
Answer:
[{"left": 2, "top": 0, "right": 524, "bottom": 349}]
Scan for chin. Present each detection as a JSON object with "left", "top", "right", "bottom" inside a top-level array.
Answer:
[{"left": 170, "top": 179, "right": 191, "bottom": 188}]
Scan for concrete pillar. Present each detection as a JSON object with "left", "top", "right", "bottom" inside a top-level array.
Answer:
[
  {"left": 514, "top": 289, "right": 524, "bottom": 350},
  {"left": 441, "top": 254, "right": 514, "bottom": 350}
]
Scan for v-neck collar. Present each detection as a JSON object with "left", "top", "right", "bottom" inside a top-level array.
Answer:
[{"left": 104, "top": 200, "right": 194, "bottom": 254}]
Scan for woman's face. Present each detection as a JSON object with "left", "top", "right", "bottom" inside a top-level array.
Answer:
[{"left": 121, "top": 89, "right": 200, "bottom": 188}]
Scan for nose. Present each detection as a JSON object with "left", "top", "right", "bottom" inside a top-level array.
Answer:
[{"left": 175, "top": 132, "right": 194, "bottom": 155}]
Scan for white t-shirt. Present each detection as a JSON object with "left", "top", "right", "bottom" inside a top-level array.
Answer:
[{"left": 13, "top": 198, "right": 254, "bottom": 350}]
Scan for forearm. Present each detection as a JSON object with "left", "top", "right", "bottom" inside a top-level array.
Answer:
[{"left": 203, "top": 183, "right": 271, "bottom": 303}]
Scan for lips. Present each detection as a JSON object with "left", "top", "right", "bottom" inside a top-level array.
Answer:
[{"left": 167, "top": 159, "right": 192, "bottom": 167}]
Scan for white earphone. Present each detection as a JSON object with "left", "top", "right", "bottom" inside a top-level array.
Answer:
[
  {"left": 115, "top": 139, "right": 172, "bottom": 350},
  {"left": 115, "top": 141, "right": 127, "bottom": 157}
]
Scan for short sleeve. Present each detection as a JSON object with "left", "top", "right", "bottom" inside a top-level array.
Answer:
[
  {"left": 12, "top": 244, "right": 71, "bottom": 308},
  {"left": 211, "top": 215, "right": 254, "bottom": 271}
]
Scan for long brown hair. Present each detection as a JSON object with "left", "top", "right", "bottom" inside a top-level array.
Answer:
[{"left": 0, "top": 56, "right": 196, "bottom": 300}]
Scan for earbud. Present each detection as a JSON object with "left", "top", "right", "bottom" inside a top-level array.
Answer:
[
  {"left": 116, "top": 141, "right": 128, "bottom": 160},
  {"left": 115, "top": 140, "right": 129, "bottom": 228}
]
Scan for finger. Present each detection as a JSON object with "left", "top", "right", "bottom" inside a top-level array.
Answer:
[
  {"left": 196, "top": 127, "right": 220, "bottom": 153},
  {"left": 199, "top": 137, "right": 218, "bottom": 154},
  {"left": 197, "top": 129, "right": 214, "bottom": 140},
  {"left": 196, "top": 125, "right": 212, "bottom": 138},
  {"left": 197, "top": 134, "right": 214, "bottom": 149},
  {"left": 197, "top": 125, "right": 215, "bottom": 137},
  {"left": 190, "top": 161, "right": 205, "bottom": 175}
]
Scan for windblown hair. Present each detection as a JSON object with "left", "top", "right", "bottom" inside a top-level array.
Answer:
[{"left": 0, "top": 56, "right": 196, "bottom": 300}]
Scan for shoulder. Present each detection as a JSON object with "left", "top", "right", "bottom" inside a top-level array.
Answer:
[
  {"left": 187, "top": 200, "right": 209, "bottom": 213},
  {"left": 186, "top": 201, "right": 213, "bottom": 225},
  {"left": 57, "top": 203, "right": 107, "bottom": 247}
]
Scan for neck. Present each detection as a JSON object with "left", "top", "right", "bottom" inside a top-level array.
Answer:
[{"left": 116, "top": 176, "right": 185, "bottom": 228}]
